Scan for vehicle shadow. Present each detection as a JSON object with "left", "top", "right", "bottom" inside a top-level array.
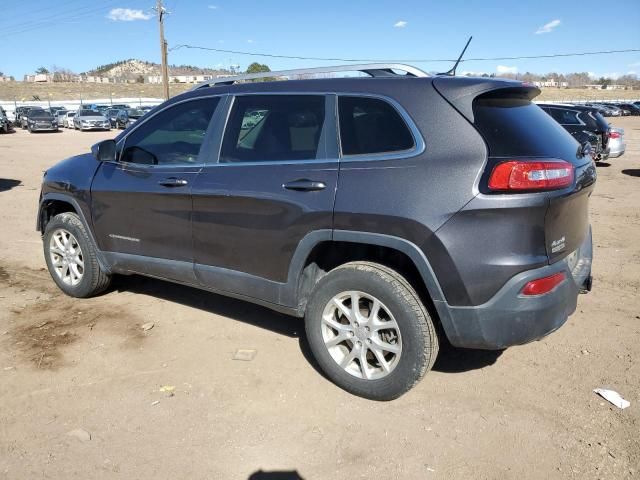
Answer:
[
  {"left": 622, "top": 169, "right": 640, "bottom": 177},
  {"left": 432, "top": 337, "right": 503, "bottom": 373},
  {"left": 595, "top": 161, "right": 611, "bottom": 167},
  {"left": 248, "top": 470, "right": 305, "bottom": 480},
  {"left": 112, "top": 275, "right": 326, "bottom": 377},
  {"left": 0, "top": 178, "right": 22, "bottom": 192},
  {"left": 113, "top": 275, "right": 502, "bottom": 379}
]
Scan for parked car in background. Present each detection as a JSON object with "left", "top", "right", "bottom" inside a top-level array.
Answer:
[
  {"left": 48, "top": 106, "right": 67, "bottom": 117},
  {"left": 73, "top": 109, "right": 110, "bottom": 131},
  {"left": 55, "top": 110, "right": 68, "bottom": 126},
  {"left": 16, "top": 106, "right": 37, "bottom": 128},
  {"left": 36, "top": 64, "right": 595, "bottom": 400},
  {"left": 540, "top": 104, "right": 610, "bottom": 160},
  {"left": 602, "top": 104, "right": 628, "bottom": 116},
  {"left": 104, "top": 108, "right": 120, "bottom": 128},
  {"left": 110, "top": 104, "right": 130, "bottom": 110},
  {"left": 607, "top": 128, "right": 626, "bottom": 158},
  {"left": 25, "top": 107, "right": 59, "bottom": 133},
  {"left": 62, "top": 112, "right": 76, "bottom": 128},
  {"left": 586, "top": 103, "right": 617, "bottom": 117},
  {"left": 0, "top": 108, "right": 13, "bottom": 133},
  {"left": 115, "top": 108, "right": 145, "bottom": 129},
  {"left": 616, "top": 103, "right": 640, "bottom": 116}
]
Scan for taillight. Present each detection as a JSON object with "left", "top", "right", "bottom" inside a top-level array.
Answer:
[
  {"left": 521, "top": 272, "right": 566, "bottom": 296},
  {"left": 488, "top": 160, "right": 574, "bottom": 191},
  {"left": 609, "top": 131, "right": 621, "bottom": 139}
]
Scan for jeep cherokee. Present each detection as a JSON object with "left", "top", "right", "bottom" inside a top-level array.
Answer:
[{"left": 37, "top": 64, "right": 595, "bottom": 400}]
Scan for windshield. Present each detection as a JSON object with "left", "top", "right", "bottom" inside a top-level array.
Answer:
[
  {"left": 28, "top": 109, "right": 47, "bottom": 116},
  {"left": 127, "top": 109, "right": 144, "bottom": 116},
  {"left": 79, "top": 110, "right": 102, "bottom": 117}
]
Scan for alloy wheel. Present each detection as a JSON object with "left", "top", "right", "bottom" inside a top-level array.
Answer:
[
  {"left": 321, "top": 291, "right": 402, "bottom": 380},
  {"left": 49, "top": 228, "right": 84, "bottom": 286}
]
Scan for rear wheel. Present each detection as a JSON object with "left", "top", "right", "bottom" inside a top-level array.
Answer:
[
  {"left": 43, "top": 212, "right": 111, "bottom": 298},
  {"left": 305, "top": 261, "right": 438, "bottom": 400}
]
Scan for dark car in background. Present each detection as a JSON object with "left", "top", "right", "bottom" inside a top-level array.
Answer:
[
  {"left": 36, "top": 64, "right": 595, "bottom": 400},
  {"left": 25, "top": 107, "right": 59, "bottom": 133},
  {"left": 115, "top": 108, "right": 145, "bottom": 129},
  {"left": 0, "top": 108, "right": 13, "bottom": 133},
  {"left": 540, "top": 104, "right": 610, "bottom": 160},
  {"left": 15, "top": 106, "right": 37, "bottom": 128},
  {"left": 616, "top": 103, "right": 640, "bottom": 116},
  {"left": 104, "top": 108, "right": 121, "bottom": 128}
]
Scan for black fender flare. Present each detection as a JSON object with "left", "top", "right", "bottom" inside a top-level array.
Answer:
[
  {"left": 290, "top": 229, "right": 456, "bottom": 337},
  {"left": 37, "top": 193, "right": 111, "bottom": 273}
]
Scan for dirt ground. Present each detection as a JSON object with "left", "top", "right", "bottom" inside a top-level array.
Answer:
[{"left": 0, "top": 119, "right": 638, "bottom": 480}]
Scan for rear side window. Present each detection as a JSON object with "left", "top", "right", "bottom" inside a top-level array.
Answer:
[
  {"left": 221, "top": 95, "right": 325, "bottom": 163},
  {"left": 545, "top": 107, "right": 581, "bottom": 125},
  {"left": 473, "top": 93, "right": 579, "bottom": 158},
  {"left": 338, "top": 96, "right": 414, "bottom": 155}
]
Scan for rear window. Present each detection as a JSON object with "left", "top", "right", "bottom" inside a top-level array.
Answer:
[
  {"left": 473, "top": 93, "right": 579, "bottom": 159},
  {"left": 338, "top": 96, "right": 414, "bottom": 155},
  {"left": 221, "top": 95, "right": 325, "bottom": 163}
]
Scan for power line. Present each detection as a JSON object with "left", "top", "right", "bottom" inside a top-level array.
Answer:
[{"left": 168, "top": 45, "right": 640, "bottom": 64}]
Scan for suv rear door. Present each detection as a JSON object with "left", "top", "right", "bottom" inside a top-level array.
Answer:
[{"left": 191, "top": 94, "right": 338, "bottom": 304}]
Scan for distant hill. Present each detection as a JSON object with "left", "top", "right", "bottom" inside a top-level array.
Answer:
[{"left": 86, "top": 59, "right": 230, "bottom": 79}]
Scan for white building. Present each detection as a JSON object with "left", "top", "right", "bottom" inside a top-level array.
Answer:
[
  {"left": 147, "top": 74, "right": 214, "bottom": 84},
  {"left": 532, "top": 80, "right": 568, "bottom": 88}
]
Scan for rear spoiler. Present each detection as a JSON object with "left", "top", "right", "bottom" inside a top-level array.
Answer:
[{"left": 432, "top": 76, "right": 540, "bottom": 123}]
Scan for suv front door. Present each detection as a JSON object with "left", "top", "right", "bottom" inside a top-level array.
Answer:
[
  {"left": 191, "top": 94, "right": 338, "bottom": 306},
  {"left": 90, "top": 97, "right": 220, "bottom": 282}
]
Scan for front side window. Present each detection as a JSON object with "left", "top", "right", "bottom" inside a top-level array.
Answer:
[
  {"left": 221, "top": 95, "right": 325, "bottom": 163},
  {"left": 338, "top": 96, "right": 414, "bottom": 156},
  {"left": 120, "top": 98, "right": 219, "bottom": 166}
]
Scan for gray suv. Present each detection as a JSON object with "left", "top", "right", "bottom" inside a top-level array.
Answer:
[{"left": 36, "top": 64, "right": 595, "bottom": 400}]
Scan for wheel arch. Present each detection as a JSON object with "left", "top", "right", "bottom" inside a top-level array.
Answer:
[
  {"left": 38, "top": 193, "right": 110, "bottom": 273},
  {"left": 293, "top": 230, "right": 457, "bottom": 339}
]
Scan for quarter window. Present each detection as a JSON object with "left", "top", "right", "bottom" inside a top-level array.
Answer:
[
  {"left": 338, "top": 96, "right": 414, "bottom": 155},
  {"left": 221, "top": 95, "right": 325, "bottom": 163},
  {"left": 120, "top": 98, "right": 218, "bottom": 166}
]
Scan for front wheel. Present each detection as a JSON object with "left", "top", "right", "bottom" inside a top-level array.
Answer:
[
  {"left": 305, "top": 261, "right": 438, "bottom": 401},
  {"left": 43, "top": 212, "right": 111, "bottom": 298}
]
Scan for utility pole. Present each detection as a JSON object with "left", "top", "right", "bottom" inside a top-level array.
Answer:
[{"left": 156, "top": 0, "right": 170, "bottom": 100}]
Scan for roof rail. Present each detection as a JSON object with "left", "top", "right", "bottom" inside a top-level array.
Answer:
[{"left": 190, "top": 63, "right": 429, "bottom": 90}]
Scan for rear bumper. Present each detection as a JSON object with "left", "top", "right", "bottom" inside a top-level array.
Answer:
[
  {"left": 441, "top": 227, "right": 592, "bottom": 349},
  {"left": 608, "top": 142, "right": 626, "bottom": 158}
]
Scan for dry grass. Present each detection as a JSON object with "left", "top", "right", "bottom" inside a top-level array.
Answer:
[
  {"left": 0, "top": 82, "right": 192, "bottom": 102},
  {"left": 0, "top": 81, "right": 638, "bottom": 103}
]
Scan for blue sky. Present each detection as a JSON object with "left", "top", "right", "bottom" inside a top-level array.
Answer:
[{"left": 1, "top": 0, "right": 639, "bottom": 78}]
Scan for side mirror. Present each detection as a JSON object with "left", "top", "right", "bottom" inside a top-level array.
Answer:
[{"left": 91, "top": 139, "right": 117, "bottom": 162}]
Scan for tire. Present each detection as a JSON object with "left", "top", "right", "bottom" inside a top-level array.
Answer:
[
  {"left": 28, "top": 125, "right": 32, "bottom": 133},
  {"left": 305, "top": 261, "right": 438, "bottom": 401},
  {"left": 43, "top": 212, "right": 111, "bottom": 298}
]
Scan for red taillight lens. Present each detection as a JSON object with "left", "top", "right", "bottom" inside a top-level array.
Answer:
[
  {"left": 488, "top": 160, "right": 574, "bottom": 191},
  {"left": 521, "top": 272, "right": 566, "bottom": 296},
  {"left": 609, "top": 131, "right": 621, "bottom": 139}
]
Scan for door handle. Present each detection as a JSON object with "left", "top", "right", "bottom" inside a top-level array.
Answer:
[
  {"left": 283, "top": 179, "right": 327, "bottom": 192},
  {"left": 158, "top": 177, "right": 188, "bottom": 187}
]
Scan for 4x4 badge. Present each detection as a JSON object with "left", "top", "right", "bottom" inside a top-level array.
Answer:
[{"left": 551, "top": 236, "right": 566, "bottom": 253}]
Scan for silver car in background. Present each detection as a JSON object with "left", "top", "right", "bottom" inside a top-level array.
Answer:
[
  {"left": 55, "top": 110, "right": 68, "bottom": 126},
  {"left": 73, "top": 109, "right": 111, "bottom": 131},
  {"left": 607, "top": 128, "right": 626, "bottom": 158},
  {"left": 62, "top": 112, "right": 75, "bottom": 128}
]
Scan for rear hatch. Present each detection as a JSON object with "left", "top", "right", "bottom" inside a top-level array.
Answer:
[{"left": 434, "top": 77, "right": 596, "bottom": 265}]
